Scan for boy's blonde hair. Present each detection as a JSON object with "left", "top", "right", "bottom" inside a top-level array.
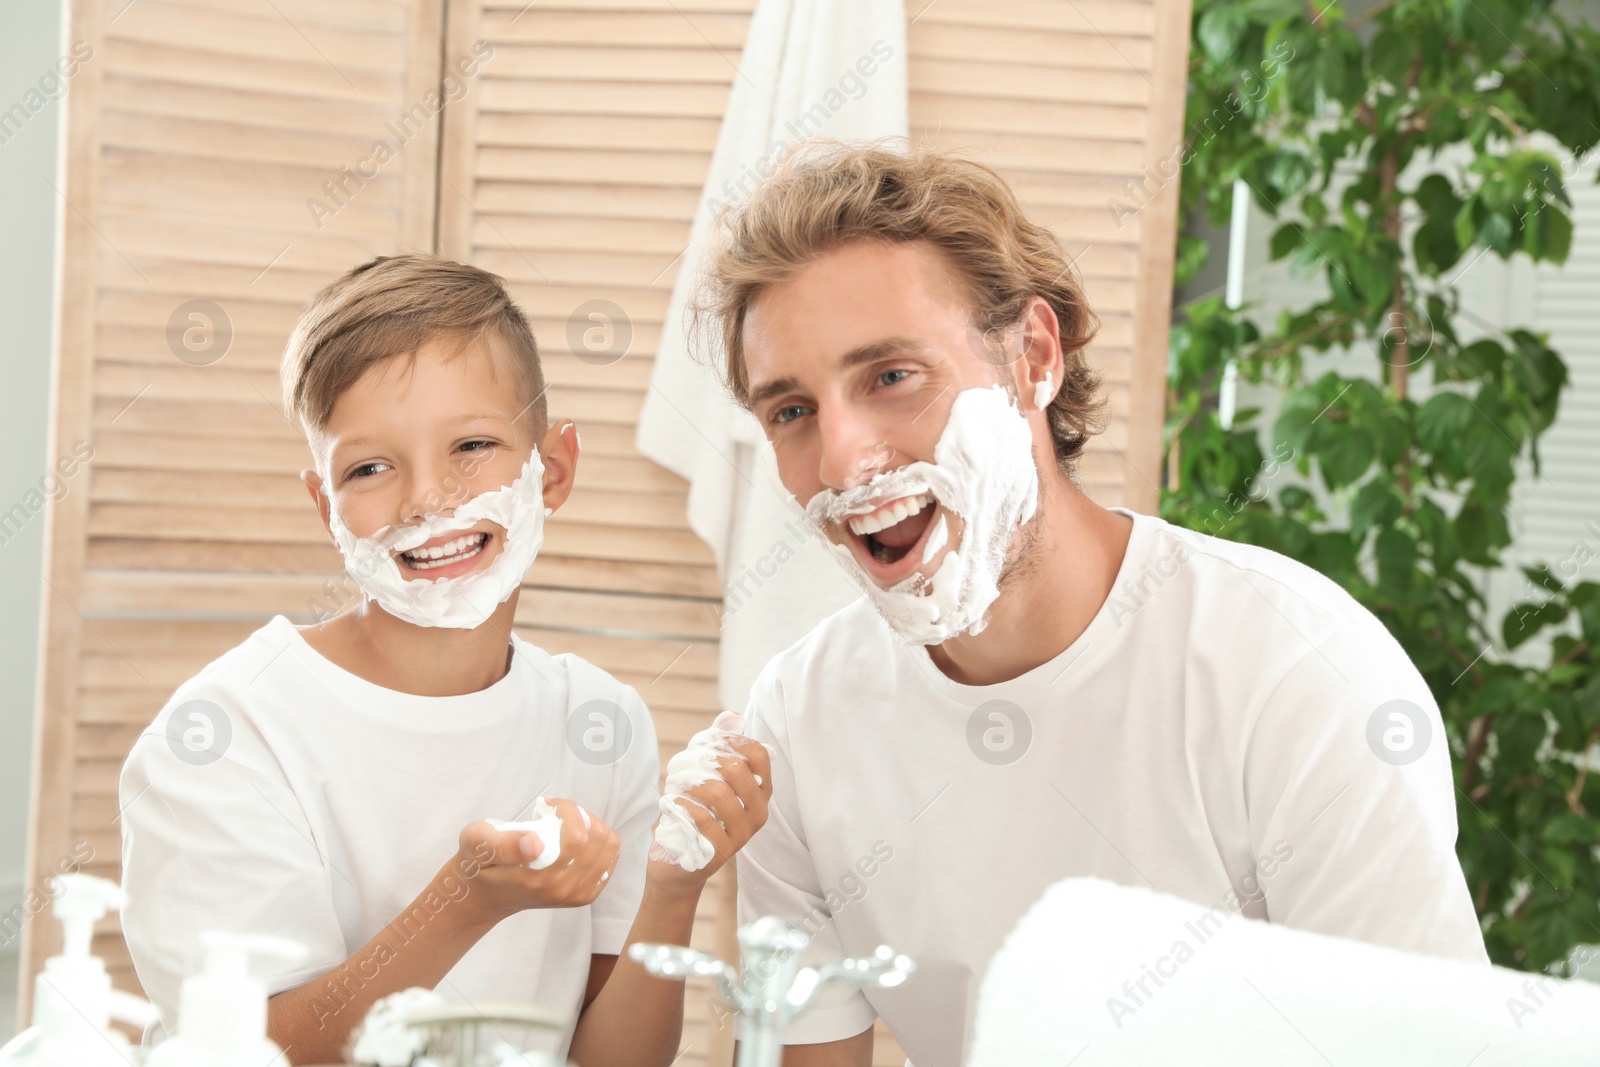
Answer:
[
  {"left": 698, "top": 141, "right": 1105, "bottom": 473},
  {"left": 280, "top": 254, "right": 546, "bottom": 441}
]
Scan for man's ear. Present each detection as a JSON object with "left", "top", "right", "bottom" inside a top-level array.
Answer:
[
  {"left": 302, "top": 469, "right": 334, "bottom": 539},
  {"left": 538, "top": 419, "right": 580, "bottom": 512},
  {"left": 1016, "top": 295, "right": 1064, "bottom": 411}
]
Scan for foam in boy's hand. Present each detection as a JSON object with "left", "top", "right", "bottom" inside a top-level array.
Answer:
[
  {"left": 651, "top": 710, "right": 761, "bottom": 873},
  {"left": 486, "top": 797, "right": 569, "bottom": 871}
]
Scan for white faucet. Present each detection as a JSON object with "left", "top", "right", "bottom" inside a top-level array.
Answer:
[{"left": 629, "top": 917, "right": 914, "bottom": 1067}]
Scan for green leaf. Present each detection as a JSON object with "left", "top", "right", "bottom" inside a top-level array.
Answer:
[
  {"left": 1503, "top": 599, "right": 1568, "bottom": 649},
  {"left": 1350, "top": 479, "right": 1402, "bottom": 537},
  {"left": 1370, "top": 30, "right": 1411, "bottom": 86},
  {"left": 1318, "top": 426, "right": 1375, "bottom": 489},
  {"left": 1270, "top": 223, "right": 1304, "bottom": 260},
  {"left": 1544, "top": 813, "right": 1599, "bottom": 846},
  {"left": 1527, "top": 204, "right": 1575, "bottom": 264},
  {"left": 1374, "top": 525, "right": 1417, "bottom": 594},
  {"left": 1416, "top": 392, "right": 1476, "bottom": 451},
  {"left": 1196, "top": 7, "right": 1247, "bottom": 64},
  {"left": 1455, "top": 0, "right": 1521, "bottom": 66}
]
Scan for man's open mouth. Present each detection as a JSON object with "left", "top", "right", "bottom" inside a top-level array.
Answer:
[
  {"left": 841, "top": 492, "right": 942, "bottom": 583},
  {"left": 395, "top": 531, "right": 491, "bottom": 574}
]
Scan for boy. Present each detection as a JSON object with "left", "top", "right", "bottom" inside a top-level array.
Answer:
[{"left": 119, "top": 255, "right": 769, "bottom": 1065}]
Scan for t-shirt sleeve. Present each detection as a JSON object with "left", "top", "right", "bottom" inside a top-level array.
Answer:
[
  {"left": 1243, "top": 626, "right": 1489, "bottom": 964},
  {"left": 736, "top": 663, "right": 879, "bottom": 1046},
  {"left": 587, "top": 683, "right": 661, "bottom": 956},
  {"left": 119, "top": 688, "right": 350, "bottom": 1030}
]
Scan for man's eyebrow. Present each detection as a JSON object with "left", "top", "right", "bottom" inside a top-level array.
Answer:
[{"left": 746, "top": 337, "right": 934, "bottom": 409}]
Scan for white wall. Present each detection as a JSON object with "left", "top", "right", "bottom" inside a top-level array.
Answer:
[{"left": 0, "top": 0, "right": 66, "bottom": 994}]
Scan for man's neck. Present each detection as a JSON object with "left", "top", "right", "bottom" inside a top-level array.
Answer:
[
  {"left": 925, "top": 478, "right": 1133, "bottom": 688},
  {"left": 301, "top": 594, "right": 520, "bottom": 697}
]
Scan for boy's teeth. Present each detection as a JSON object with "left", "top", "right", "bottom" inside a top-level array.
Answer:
[
  {"left": 401, "top": 532, "right": 487, "bottom": 569},
  {"left": 847, "top": 493, "right": 932, "bottom": 537}
]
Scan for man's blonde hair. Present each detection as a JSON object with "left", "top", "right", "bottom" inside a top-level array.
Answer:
[
  {"left": 280, "top": 254, "right": 546, "bottom": 440},
  {"left": 698, "top": 141, "right": 1105, "bottom": 473}
]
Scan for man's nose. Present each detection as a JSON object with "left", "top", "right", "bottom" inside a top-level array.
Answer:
[{"left": 815, "top": 407, "right": 897, "bottom": 491}]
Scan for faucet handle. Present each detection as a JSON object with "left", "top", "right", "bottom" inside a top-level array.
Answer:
[
  {"left": 787, "top": 945, "right": 915, "bottom": 1012},
  {"left": 629, "top": 943, "right": 740, "bottom": 1005}
]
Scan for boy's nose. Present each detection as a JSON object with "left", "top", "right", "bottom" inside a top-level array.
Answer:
[{"left": 403, "top": 461, "right": 475, "bottom": 520}]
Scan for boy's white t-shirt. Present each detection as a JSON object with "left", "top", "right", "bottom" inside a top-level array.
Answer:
[
  {"left": 120, "top": 615, "right": 660, "bottom": 1047},
  {"left": 737, "top": 508, "right": 1488, "bottom": 1066}
]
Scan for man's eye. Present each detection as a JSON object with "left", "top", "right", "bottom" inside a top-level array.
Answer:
[
  {"left": 880, "top": 369, "right": 910, "bottom": 386},
  {"left": 774, "top": 405, "right": 808, "bottom": 424}
]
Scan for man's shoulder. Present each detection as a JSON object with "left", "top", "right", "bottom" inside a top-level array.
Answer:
[
  {"left": 1139, "top": 515, "right": 1380, "bottom": 641},
  {"left": 1130, "top": 514, "right": 1419, "bottom": 694}
]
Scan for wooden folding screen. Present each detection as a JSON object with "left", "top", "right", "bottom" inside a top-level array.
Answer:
[{"left": 25, "top": 2, "right": 1190, "bottom": 1064}]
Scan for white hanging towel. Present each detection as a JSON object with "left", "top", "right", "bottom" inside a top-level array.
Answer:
[
  {"left": 971, "top": 877, "right": 1600, "bottom": 1066},
  {"left": 636, "top": 0, "right": 908, "bottom": 710}
]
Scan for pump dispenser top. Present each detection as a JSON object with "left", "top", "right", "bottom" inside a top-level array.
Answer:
[
  {"left": 147, "top": 931, "right": 305, "bottom": 1067},
  {"left": 0, "top": 874, "right": 159, "bottom": 1067}
]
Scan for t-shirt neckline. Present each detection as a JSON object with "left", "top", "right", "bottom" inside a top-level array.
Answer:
[{"left": 262, "top": 614, "right": 537, "bottom": 726}]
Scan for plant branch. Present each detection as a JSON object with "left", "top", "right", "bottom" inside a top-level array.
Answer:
[
  {"left": 1349, "top": 0, "right": 1400, "bottom": 30},
  {"left": 1461, "top": 713, "right": 1496, "bottom": 793},
  {"left": 1565, "top": 722, "right": 1600, "bottom": 814}
]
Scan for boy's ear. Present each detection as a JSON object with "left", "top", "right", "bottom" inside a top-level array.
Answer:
[
  {"left": 301, "top": 469, "right": 334, "bottom": 539},
  {"left": 538, "top": 419, "right": 580, "bottom": 512}
]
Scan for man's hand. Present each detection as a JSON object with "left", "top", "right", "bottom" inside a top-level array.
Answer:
[
  {"left": 649, "top": 736, "right": 772, "bottom": 899},
  {"left": 454, "top": 798, "right": 620, "bottom": 925}
]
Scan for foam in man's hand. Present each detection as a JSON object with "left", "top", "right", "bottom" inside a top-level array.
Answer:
[
  {"left": 486, "top": 797, "right": 569, "bottom": 870},
  {"left": 651, "top": 710, "right": 758, "bottom": 872}
]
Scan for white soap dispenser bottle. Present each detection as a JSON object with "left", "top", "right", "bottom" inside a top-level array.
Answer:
[
  {"left": 0, "top": 873, "right": 158, "bottom": 1067},
  {"left": 145, "top": 931, "right": 304, "bottom": 1067}
]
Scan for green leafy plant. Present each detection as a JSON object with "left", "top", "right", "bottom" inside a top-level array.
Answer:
[{"left": 1165, "top": 0, "right": 1600, "bottom": 971}]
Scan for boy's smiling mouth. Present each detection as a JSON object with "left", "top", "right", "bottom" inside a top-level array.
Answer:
[{"left": 393, "top": 530, "right": 494, "bottom": 578}]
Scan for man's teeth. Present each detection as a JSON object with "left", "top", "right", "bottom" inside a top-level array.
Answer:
[
  {"left": 847, "top": 493, "right": 933, "bottom": 537},
  {"left": 401, "top": 532, "right": 488, "bottom": 569}
]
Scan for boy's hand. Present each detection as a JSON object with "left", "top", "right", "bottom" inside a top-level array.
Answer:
[
  {"left": 649, "top": 736, "right": 772, "bottom": 899},
  {"left": 453, "top": 798, "right": 620, "bottom": 926}
]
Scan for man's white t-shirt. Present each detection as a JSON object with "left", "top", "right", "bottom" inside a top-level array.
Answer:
[
  {"left": 120, "top": 615, "right": 660, "bottom": 1049},
  {"left": 737, "top": 508, "right": 1487, "bottom": 1066}
]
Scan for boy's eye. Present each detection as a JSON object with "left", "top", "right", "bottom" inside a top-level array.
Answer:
[
  {"left": 349, "top": 461, "right": 389, "bottom": 480},
  {"left": 458, "top": 439, "right": 496, "bottom": 454}
]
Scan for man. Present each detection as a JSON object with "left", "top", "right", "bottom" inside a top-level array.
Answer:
[{"left": 701, "top": 143, "right": 1486, "bottom": 1067}]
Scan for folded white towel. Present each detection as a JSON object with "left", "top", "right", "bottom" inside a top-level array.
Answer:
[{"left": 971, "top": 877, "right": 1600, "bottom": 1066}]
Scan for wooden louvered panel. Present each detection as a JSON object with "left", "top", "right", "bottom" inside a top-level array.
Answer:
[{"left": 25, "top": 0, "right": 451, "bottom": 1026}]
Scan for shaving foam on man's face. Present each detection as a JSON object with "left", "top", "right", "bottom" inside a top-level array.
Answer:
[
  {"left": 312, "top": 334, "right": 560, "bottom": 629},
  {"left": 740, "top": 240, "right": 1056, "bottom": 646},
  {"left": 802, "top": 385, "right": 1039, "bottom": 644}
]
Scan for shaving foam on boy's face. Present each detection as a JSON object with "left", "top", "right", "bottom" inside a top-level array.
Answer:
[
  {"left": 803, "top": 384, "right": 1040, "bottom": 645},
  {"left": 325, "top": 447, "right": 548, "bottom": 629},
  {"left": 310, "top": 335, "right": 560, "bottom": 629}
]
